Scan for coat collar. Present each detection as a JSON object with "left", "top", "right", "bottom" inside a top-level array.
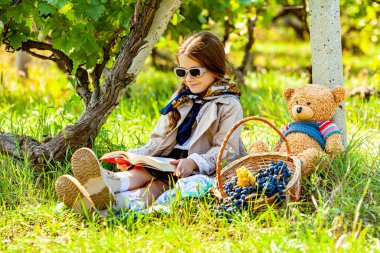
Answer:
[
  {"left": 157, "top": 95, "right": 238, "bottom": 155},
  {"left": 176, "top": 94, "right": 235, "bottom": 127},
  {"left": 190, "top": 95, "right": 238, "bottom": 146}
]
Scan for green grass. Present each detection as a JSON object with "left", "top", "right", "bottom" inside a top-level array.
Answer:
[{"left": 0, "top": 42, "right": 379, "bottom": 252}]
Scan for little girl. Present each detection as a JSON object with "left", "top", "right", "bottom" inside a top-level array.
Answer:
[{"left": 55, "top": 31, "right": 245, "bottom": 215}]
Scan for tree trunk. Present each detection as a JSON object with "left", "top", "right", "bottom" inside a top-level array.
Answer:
[
  {"left": 272, "top": 3, "right": 309, "bottom": 40},
  {"left": 0, "top": 0, "right": 182, "bottom": 167},
  {"left": 300, "top": 0, "right": 310, "bottom": 39},
  {"left": 222, "top": 7, "right": 233, "bottom": 46},
  {"left": 308, "top": 0, "right": 347, "bottom": 146},
  {"left": 235, "top": 8, "right": 257, "bottom": 86},
  {"left": 150, "top": 46, "right": 175, "bottom": 71},
  {"left": 15, "top": 50, "right": 30, "bottom": 78}
]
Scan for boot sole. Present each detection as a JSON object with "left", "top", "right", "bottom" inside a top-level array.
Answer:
[
  {"left": 55, "top": 175, "right": 95, "bottom": 215},
  {"left": 71, "top": 148, "right": 114, "bottom": 210}
]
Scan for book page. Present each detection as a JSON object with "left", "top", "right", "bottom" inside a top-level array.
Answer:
[
  {"left": 100, "top": 151, "right": 131, "bottom": 159},
  {"left": 99, "top": 151, "right": 131, "bottom": 165},
  {"left": 126, "top": 152, "right": 176, "bottom": 172},
  {"left": 100, "top": 151, "right": 176, "bottom": 172}
]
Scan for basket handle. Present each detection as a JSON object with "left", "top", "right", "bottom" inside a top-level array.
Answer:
[{"left": 216, "top": 116, "right": 292, "bottom": 198}]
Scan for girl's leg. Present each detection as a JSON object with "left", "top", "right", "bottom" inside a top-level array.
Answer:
[
  {"left": 116, "top": 167, "right": 156, "bottom": 191},
  {"left": 141, "top": 179, "right": 169, "bottom": 204},
  {"left": 71, "top": 148, "right": 154, "bottom": 209},
  {"left": 113, "top": 179, "right": 169, "bottom": 211}
]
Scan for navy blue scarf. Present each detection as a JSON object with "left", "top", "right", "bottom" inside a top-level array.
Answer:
[{"left": 160, "top": 79, "right": 240, "bottom": 145}]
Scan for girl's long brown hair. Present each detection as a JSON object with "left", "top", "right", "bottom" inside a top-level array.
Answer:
[{"left": 168, "top": 31, "right": 228, "bottom": 129}]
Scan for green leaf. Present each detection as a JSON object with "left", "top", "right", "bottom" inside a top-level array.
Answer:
[
  {"left": 52, "top": 32, "right": 72, "bottom": 54},
  {"left": 85, "top": 53, "right": 97, "bottom": 69},
  {"left": 171, "top": 12, "right": 179, "bottom": 25},
  {"left": 46, "top": 0, "right": 67, "bottom": 8},
  {"left": 0, "top": 0, "right": 10, "bottom": 4},
  {"left": 71, "top": 56, "right": 84, "bottom": 75},
  {"left": 38, "top": 2, "right": 55, "bottom": 16},
  {"left": 72, "top": 1, "right": 86, "bottom": 17},
  {"left": 9, "top": 32, "right": 28, "bottom": 49},
  {"left": 63, "top": 9, "right": 76, "bottom": 22},
  {"left": 69, "top": 77, "right": 76, "bottom": 89},
  {"left": 63, "top": 93, "right": 82, "bottom": 115},
  {"left": 86, "top": 1, "right": 105, "bottom": 21},
  {"left": 237, "top": 0, "right": 252, "bottom": 5},
  {"left": 73, "top": 0, "right": 105, "bottom": 21},
  {"left": 197, "top": 14, "right": 207, "bottom": 24}
]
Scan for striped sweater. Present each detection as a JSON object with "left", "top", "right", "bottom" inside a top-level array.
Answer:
[{"left": 281, "top": 121, "right": 341, "bottom": 149}]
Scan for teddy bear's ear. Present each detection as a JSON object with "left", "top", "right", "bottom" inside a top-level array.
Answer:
[
  {"left": 331, "top": 87, "right": 346, "bottom": 104},
  {"left": 283, "top": 87, "right": 295, "bottom": 102}
]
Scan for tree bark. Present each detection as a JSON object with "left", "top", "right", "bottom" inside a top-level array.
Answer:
[
  {"left": 235, "top": 8, "right": 257, "bottom": 86},
  {"left": 222, "top": 8, "right": 233, "bottom": 46},
  {"left": 300, "top": 0, "right": 310, "bottom": 39},
  {"left": 151, "top": 47, "right": 175, "bottom": 71},
  {"left": 15, "top": 50, "right": 30, "bottom": 78},
  {"left": 272, "top": 3, "right": 310, "bottom": 40},
  {"left": 0, "top": 0, "right": 182, "bottom": 167},
  {"left": 308, "top": 0, "right": 347, "bottom": 146}
]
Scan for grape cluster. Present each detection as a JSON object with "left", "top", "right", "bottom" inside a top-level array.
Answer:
[{"left": 212, "top": 160, "right": 292, "bottom": 219}]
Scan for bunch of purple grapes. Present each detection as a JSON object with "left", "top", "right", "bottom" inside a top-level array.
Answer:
[{"left": 212, "top": 160, "right": 292, "bottom": 219}]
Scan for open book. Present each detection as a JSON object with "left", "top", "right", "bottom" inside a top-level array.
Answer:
[{"left": 99, "top": 151, "right": 176, "bottom": 172}]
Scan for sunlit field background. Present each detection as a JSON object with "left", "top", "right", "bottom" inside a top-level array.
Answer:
[{"left": 0, "top": 25, "right": 379, "bottom": 251}]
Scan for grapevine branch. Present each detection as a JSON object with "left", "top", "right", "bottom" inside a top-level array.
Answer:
[
  {"left": 133, "top": 0, "right": 143, "bottom": 25},
  {"left": 273, "top": 5, "right": 304, "bottom": 21},
  {"left": 20, "top": 40, "right": 92, "bottom": 107},
  {"left": 1, "top": 18, "right": 13, "bottom": 44},
  {"left": 92, "top": 27, "right": 125, "bottom": 98},
  {"left": 272, "top": 3, "right": 309, "bottom": 39},
  {"left": 222, "top": 7, "right": 234, "bottom": 46},
  {"left": 75, "top": 67, "right": 91, "bottom": 107},
  {"left": 20, "top": 40, "right": 73, "bottom": 73}
]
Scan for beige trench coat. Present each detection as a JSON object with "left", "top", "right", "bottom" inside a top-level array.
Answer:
[{"left": 128, "top": 95, "right": 245, "bottom": 176}]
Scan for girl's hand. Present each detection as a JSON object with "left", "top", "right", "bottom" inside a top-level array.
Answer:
[{"left": 170, "top": 158, "right": 198, "bottom": 178}]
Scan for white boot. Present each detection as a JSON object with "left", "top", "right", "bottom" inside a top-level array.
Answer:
[
  {"left": 71, "top": 147, "right": 131, "bottom": 209},
  {"left": 55, "top": 175, "right": 95, "bottom": 215},
  {"left": 71, "top": 148, "right": 114, "bottom": 209}
]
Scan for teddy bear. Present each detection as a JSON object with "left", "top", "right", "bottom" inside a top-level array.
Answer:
[{"left": 250, "top": 84, "right": 346, "bottom": 176}]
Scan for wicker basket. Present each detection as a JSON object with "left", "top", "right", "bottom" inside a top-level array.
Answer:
[{"left": 210, "top": 116, "right": 302, "bottom": 207}]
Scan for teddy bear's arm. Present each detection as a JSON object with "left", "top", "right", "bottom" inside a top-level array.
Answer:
[{"left": 325, "top": 133, "right": 344, "bottom": 156}]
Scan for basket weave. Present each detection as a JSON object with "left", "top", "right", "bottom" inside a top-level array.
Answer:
[{"left": 210, "top": 116, "right": 302, "bottom": 207}]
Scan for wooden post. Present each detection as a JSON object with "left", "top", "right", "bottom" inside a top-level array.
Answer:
[{"left": 308, "top": 0, "right": 347, "bottom": 146}]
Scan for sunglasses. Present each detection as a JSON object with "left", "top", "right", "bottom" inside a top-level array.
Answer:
[{"left": 174, "top": 67, "right": 207, "bottom": 78}]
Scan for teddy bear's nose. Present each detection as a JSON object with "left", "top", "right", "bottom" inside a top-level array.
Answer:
[{"left": 296, "top": 107, "right": 303, "bottom": 113}]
